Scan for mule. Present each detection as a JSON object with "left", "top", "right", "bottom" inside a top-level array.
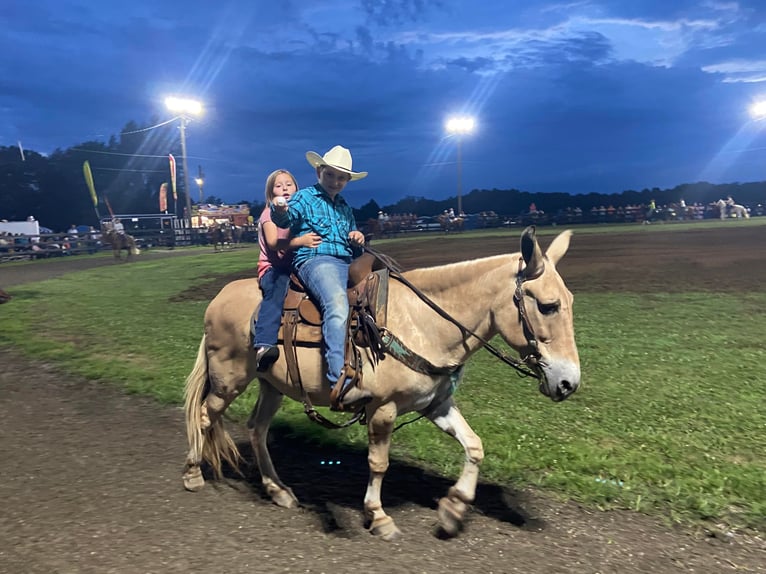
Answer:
[{"left": 182, "top": 226, "right": 580, "bottom": 539}]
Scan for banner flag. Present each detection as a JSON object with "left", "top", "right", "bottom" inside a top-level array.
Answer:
[
  {"left": 83, "top": 161, "right": 98, "bottom": 207},
  {"left": 18, "top": 141, "right": 25, "bottom": 162},
  {"left": 169, "top": 154, "right": 177, "bottom": 200},
  {"left": 159, "top": 182, "right": 168, "bottom": 212},
  {"left": 104, "top": 196, "right": 115, "bottom": 219}
]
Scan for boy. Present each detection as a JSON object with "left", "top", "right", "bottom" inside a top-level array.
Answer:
[{"left": 271, "top": 145, "right": 372, "bottom": 411}]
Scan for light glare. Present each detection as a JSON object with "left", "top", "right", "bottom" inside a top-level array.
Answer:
[
  {"left": 445, "top": 116, "right": 476, "bottom": 135},
  {"left": 750, "top": 100, "right": 766, "bottom": 120},
  {"left": 165, "top": 96, "right": 204, "bottom": 116}
]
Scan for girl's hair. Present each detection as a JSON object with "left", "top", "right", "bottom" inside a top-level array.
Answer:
[{"left": 264, "top": 169, "right": 298, "bottom": 204}]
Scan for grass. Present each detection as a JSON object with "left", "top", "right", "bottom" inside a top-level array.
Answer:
[{"left": 1, "top": 226, "right": 764, "bottom": 534}]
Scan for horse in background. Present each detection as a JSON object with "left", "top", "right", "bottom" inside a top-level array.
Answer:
[
  {"left": 438, "top": 213, "right": 465, "bottom": 233},
  {"left": 101, "top": 222, "right": 139, "bottom": 260},
  {"left": 714, "top": 199, "right": 750, "bottom": 220},
  {"left": 208, "top": 223, "right": 233, "bottom": 251}
]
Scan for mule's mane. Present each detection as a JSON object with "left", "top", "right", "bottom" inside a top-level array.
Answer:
[{"left": 402, "top": 254, "right": 517, "bottom": 293}]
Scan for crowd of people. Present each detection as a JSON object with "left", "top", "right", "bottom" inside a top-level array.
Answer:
[{"left": 0, "top": 225, "right": 102, "bottom": 260}]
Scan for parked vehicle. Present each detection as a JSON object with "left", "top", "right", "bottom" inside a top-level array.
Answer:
[{"left": 414, "top": 216, "right": 442, "bottom": 231}]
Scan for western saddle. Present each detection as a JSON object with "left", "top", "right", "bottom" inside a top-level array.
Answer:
[{"left": 276, "top": 252, "right": 389, "bottom": 414}]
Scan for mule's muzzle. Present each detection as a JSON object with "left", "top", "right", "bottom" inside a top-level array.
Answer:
[{"left": 537, "top": 360, "right": 580, "bottom": 402}]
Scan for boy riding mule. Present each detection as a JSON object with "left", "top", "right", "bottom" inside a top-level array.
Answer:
[{"left": 183, "top": 226, "right": 581, "bottom": 540}]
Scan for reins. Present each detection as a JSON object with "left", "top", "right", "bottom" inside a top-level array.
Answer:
[{"left": 363, "top": 245, "right": 541, "bottom": 380}]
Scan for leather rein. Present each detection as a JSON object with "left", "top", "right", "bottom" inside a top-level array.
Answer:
[{"left": 365, "top": 246, "right": 542, "bottom": 381}]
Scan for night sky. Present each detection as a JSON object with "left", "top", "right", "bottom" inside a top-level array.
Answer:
[{"left": 3, "top": 1, "right": 766, "bottom": 208}]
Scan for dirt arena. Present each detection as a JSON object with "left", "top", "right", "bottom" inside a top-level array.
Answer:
[{"left": 1, "top": 224, "right": 764, "bottom": 573}]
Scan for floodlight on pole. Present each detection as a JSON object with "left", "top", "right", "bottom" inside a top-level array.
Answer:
[
  {"left": 165, "top": 96, "right": 203, "bottom": 235},
  {"left": 445, "top": 116, "right": 476, "bottom": 216},
  {"left": 750, "top": 100, "right": 766, "bottom": 121}
]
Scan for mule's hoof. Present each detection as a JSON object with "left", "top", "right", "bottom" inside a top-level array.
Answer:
[
  {"left": 271, "top": 488, "right": 299, "bottom": 509},
  {"left": 436, "top": 496, "right": 466, "bottom": 538},
  {"left": 370, "top": 516, "right": 402, "bottom": 541},
  {"left": 183, "top": 469, "right": 205, "bottom": 492}
]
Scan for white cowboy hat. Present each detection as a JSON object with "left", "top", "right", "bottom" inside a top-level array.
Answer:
[{"left": 305, "top": 145, "right": 368, "bottom": 181}]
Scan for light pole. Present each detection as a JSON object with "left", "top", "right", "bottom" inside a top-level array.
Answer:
[
  {"left": 445, "top": 116, "right": 476, "bottom": 216},
  {"left": 165, "top": 96, "right": 203, "bottom": 231}
]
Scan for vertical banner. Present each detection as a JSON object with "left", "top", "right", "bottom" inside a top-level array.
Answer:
[
  {"left": 159, "top": 182, "right": 168, "bottom": 213},
  {"left": 169, "top": 154, "right": 177, "bottom": 200},
  {"left": 104, "top": 196, "right": 115, "bottom": 219},
  {"left": 83, "top": 160, "right": 101, "bottom": 219},
  {"left": 169, "top": 154, "right": 178, "bottom": 216}
]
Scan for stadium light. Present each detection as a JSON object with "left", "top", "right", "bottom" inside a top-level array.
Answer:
[
  {"left": 165, "top": 96, "right": 203, "bottom": 234},
  {"left": 445, "top": 116, "right": 476, "bottom": 216}
]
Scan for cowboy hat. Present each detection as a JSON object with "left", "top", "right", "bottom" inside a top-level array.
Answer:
[{"left": 305, "top": 145, "right": 368, "bottom": 181}]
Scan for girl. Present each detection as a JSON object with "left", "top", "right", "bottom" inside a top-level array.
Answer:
[{"left": 253, "top": 169, "right": 320, "bottom": 371}]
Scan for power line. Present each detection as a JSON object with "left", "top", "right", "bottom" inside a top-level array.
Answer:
[
  {"left": 69, "top": 148, "right": 169, "bottom": 159},
  {"left": 119, "top": 116, "right": 180, "bottom": 134}
]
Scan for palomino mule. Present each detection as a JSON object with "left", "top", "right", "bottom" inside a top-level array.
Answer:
[{"left": 183, "top": 226, "right": 581, "bottom": 540}]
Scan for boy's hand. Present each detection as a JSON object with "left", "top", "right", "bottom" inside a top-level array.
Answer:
[{"left": 348, "top": 230, "right": 365, "bottom": 246}]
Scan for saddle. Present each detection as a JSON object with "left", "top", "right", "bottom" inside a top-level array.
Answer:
[{"left": 276, "top": 252, "right": 390, "bottom": 411}]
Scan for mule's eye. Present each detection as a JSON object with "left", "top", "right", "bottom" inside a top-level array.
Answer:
[{"left": 537, "top": 301, "right": 559, "bottom": 315}]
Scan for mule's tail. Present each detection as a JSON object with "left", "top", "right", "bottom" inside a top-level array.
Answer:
[{"left": 183, "top": 334, "right": 243, "bottom": 481}]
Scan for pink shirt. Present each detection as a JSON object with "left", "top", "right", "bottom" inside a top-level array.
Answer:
[{"left": 257, "top": 206, "right": 293, "bottom": 280}]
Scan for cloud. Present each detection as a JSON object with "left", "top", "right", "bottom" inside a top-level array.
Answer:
[
  {"left": 3, "top": 0, "right": 766, "bottom": 209},
  {"left": 702, "top": 59, "right": 766, "bottom": 83}
]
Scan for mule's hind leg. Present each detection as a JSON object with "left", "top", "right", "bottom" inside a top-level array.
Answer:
[
  {"left": 363, "top": 402, "right": 402, "bottom": 541},
  {"left": 426, "top": 397, "right": 484, "bottom": 537},
  {"left": 184, "top": 349, "right": 254, "bottom": 490},
  {"left": 246, "top": 380, "right": 299, "bottom": 508}
]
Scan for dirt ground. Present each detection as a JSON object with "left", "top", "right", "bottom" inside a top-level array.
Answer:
[{"left": 1, "top": 225, "right": 764, "bottom": 574}]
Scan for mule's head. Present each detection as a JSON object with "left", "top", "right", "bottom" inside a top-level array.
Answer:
[{"left": 499, "top": 226, "right": 581, "bottom": 401}]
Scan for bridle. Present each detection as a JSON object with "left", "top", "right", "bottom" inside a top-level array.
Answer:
[{"left": 367, "top": 246, "right": 543, "bottom": 380}]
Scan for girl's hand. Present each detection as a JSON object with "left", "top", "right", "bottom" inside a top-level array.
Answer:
[
  {"left": 299, "top": 232, "right": 322, "bottom": 248},
  {"left": 272, "top": 196, "right": 288, "bottom": 212}
]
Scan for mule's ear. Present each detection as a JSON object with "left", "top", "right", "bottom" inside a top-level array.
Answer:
[
  {"left": 521, "top": 226, "right": 544, "bottom": 278},
  {"left": 545, "top": 229, "right": 572, "bottom": 266}
]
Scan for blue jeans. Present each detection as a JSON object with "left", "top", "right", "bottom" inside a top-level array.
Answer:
[
  {"left": 297, "top": 256, "right": 350, "bottom": 385},
  {"left": 253, "top": 268, "right": 290, "bottom": 348}
]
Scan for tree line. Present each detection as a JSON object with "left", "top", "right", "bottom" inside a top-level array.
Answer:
[
  {"left": 0, "top": 118, "right": 233, "bottom": 232},
  {"left": 356, "top": 181, "right": 766, "bottom": 223},
  {"left": 2, "top": 118, "right": 764, "bottom": 231}
]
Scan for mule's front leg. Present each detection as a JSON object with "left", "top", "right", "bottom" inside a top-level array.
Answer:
[
  {"left": 364, "top": 402, "right": 401, "bottom": 541},
  {"left": 427, "top": 398, "right": 484, "bottom": 537}
]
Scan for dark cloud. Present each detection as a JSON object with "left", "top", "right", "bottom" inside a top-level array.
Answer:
[
  {"left": 3, "top": 0, "right": 765, "bottom": 208},
  {"left": 361, "top": 0, "right": 445, "bottom": 26}
]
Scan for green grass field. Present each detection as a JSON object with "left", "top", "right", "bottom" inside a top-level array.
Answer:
[{"left": 1, "top": 223, "right": 763, "bottom": 534}]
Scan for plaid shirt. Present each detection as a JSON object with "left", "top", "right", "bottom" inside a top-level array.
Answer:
[{"left": 271, "top": 184, "right": 360, "bottom": 269}]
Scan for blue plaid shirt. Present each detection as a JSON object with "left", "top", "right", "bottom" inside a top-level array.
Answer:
[{"left": 271, "top": 184, "right": 360, "bottom": 269}]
